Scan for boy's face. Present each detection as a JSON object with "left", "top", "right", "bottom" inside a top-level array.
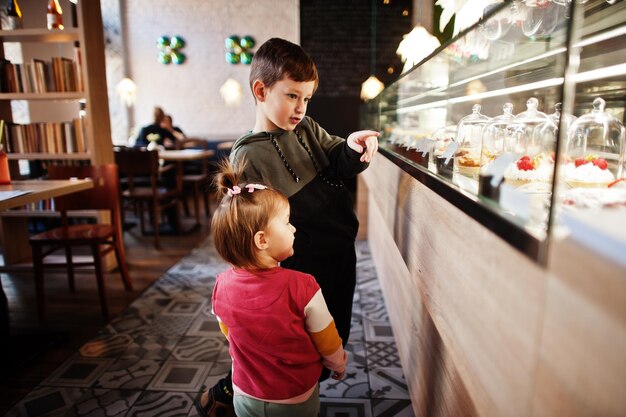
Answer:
[{"left": 255, "top": 77, "right": 316, "bottom": 132}]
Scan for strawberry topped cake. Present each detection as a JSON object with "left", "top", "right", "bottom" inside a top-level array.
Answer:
[
  {"left": 564, "top": 154, "right": 615, "bottom": 188},
  {"left": 504, "top": 154, "right": 554, "bottom": 187}
]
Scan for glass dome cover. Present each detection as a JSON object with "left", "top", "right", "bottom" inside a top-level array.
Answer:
[
  {"left": 454, "top": 104, "right": 491, "bottom": 178},
  {"left": 502, "top": 98, "right": 555, "bottom": 187},
  {"left": 506, "top": 97, "right": 551, "bottom": 155},
  {"left": 429, "top": 125, "right": 458, "bottom": 179},
  {"left": 548, "top": 102, "right": 577, "bottom": 132},
  {"left": 534, "top": 102, "right": 577, "bottom": 161},
  {"left": 563, "top": 97, "right": 625, "bottom": 188},
  {"left": 481, "top": 102, "right": 516, "bottom": 166}
]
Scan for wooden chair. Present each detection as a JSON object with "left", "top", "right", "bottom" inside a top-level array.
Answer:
[
  {"left": 114, "top": 147, "right": 179, "bottom": 249},
  {"left": 216, "top": 140, "right": 235, "bottom": 156},
  {"left": 176, "top": 138, "right": 211, "bottom": 223},
  {"left": 29, "top": 164, "right": 133, "bottom": 321}
]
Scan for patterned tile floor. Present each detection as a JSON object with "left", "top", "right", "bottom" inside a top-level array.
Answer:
[{"left": 5, "top": 240, "right": 415, "bottom": 417}]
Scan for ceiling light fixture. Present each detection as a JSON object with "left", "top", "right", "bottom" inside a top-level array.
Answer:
[{"left": 220, "top": 78, "right": 243, "bottom": 107}]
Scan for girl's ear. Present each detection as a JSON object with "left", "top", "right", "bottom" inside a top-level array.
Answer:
[
  {"left": 253, "top": 230, "right": 268, "bottom": 250},
  {"left": 252, "top": 80, "right": 266, "bottom": 102}
]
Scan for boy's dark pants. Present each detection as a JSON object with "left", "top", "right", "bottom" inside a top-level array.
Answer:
[{"left": 283, "top": 244, "right": 357, "bottom": 346}]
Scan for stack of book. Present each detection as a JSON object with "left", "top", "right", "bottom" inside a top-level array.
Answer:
[
  {"left": 0, "top": 51, "right": 83, "bottom": 93},
  {"left": 1, "top": 118, "right": 86, "bottom": 154}
]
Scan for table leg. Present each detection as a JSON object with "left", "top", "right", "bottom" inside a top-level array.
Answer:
[{"left": 0, "top": 281, "right": 9, "bottom": 339}]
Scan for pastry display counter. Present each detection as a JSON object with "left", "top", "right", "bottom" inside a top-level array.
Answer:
[{"left": 366, "top": 0, "right": 626, "bottom": 264}]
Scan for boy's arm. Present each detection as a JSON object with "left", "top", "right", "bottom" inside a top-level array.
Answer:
[
  {"left": 305, "top": 117, "right": 378, "bottom": 179},
  {"left": 327, "top": 141, "right": 370, "bottom": 179},
  {"left": 346, "top": 130, "right": 379, "bottom": 163},
  {"left": 304, "top": 289, "right": 348, "bottom": 379}
]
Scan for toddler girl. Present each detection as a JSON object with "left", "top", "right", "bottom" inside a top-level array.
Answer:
[{"left": 199, "top": 161, "right": 347, "bottom": 417}]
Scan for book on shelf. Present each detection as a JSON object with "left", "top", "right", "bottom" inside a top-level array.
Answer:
[
  {"left": 4, "top": 62, "right": 18, "bottom": 93},
  {"left": 0, "top": 56, "right": 82, "bottom": 94},
  {"left": 0, "top": 58, "right": 11, "bottom": 93},
  {"left": 1, "top": 119, "right": 86, "bottom": 155},
  {"left": 73, "top": 45, "right": 83, "bottom": 92},
  {"left": 73, "top": 117, "right": 85, "bottom": 153},
  {"left": 32, "top": 58, "right": 46, "bottom": 93},
  {"left": 63, "top": 122, "right": 74, "bottom": 153},
  {"left": 19, "top": 63, "right": 32, "bottom": 93},
  {"left": 51, "top": 57, "right": 64, "bottom": 92}
]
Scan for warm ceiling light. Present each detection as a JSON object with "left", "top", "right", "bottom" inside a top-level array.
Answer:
[
  {"left": 387, "top": 66, "right": 394, "bottom": 74},
  {"left": 396, "top": 25, "right": 441, "bottom": 73},
  {"left": 220, "top": 77, "right": 243, "bottom": 106},
  {"left": 360, "top": 75, "right": 385, "bottom": 101},
  {"left": 115, "top": 77, "right": 137, "bottom": 108}
]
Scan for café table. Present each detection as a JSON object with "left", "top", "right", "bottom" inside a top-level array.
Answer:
[
  {"left": 0, "top": 179, "right": 93, "bottom": 211},
  {"left": 159, "top": 148, "right": 215, "bottom": 228},
  {"left": 0, "top": 179, "right": 94, "bottom": 338}
]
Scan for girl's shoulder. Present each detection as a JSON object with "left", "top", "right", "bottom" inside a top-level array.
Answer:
[{"left": 283, "top": 268, "right": 319, "bottom": 292}]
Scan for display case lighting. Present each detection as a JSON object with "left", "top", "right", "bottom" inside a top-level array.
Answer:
[
  {"left": 571, "top": 63, "right": 626, "bottom": 84},
  {"left": 392, "top": 77, "right": 564, "bottom": 115},
  {"left": 397, "top": 47, "right": 567, "bottom": 106}
]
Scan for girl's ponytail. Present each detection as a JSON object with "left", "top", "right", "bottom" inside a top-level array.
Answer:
[{"left": 213, "top": 158, "right": 246, "bottom": 200}]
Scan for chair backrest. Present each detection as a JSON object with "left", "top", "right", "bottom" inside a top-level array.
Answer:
[
  {"left": 114, "top": 147, "right": 160, "bottom": 176},
  {"left": 49, "top": 164, "right": 120, "bottom": 212},
  {"left": 216, "top": 140, "right": 235, "bottom": 161},
  {"left": 176, "top": 137, "right": 209, "bottom": 150},
  {"left": 216, "top": 140, "right": 234, "bottom": 151},
  {"left": 114, "top": 147, "right": 161, "bottom": 191},
  {"left": 176, "top": 138, "right": 210, "bottom": 175}
]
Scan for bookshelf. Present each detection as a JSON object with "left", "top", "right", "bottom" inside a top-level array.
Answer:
[
  {"left": 0, "top": 0, "right": 114, "bottom": 266},
  {"left": 0, "top": 0, "right": 113, "bottom": 168}
]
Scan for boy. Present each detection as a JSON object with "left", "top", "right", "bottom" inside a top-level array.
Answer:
[{"left": 196, "top": 38, "right": 378, "bottom": 417}]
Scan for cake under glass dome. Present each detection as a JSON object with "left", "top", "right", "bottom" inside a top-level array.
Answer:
[{"left": 563, "top": 97, "right": 625, "bottom": 188}]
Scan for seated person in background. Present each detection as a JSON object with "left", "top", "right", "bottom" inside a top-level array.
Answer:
[
  {"left": 160, "top": 114, "right": 186, "bottom": 142},
  {"left": 133, "top": 106, "right": 178, "bottom": 149}
]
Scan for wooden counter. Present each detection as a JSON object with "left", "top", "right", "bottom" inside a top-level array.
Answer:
[{"left": 360, "top": 155, "right": 626, "bottom": 417}]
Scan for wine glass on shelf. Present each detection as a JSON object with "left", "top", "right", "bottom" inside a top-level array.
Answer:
[{"left": 520, "top": 0, "right": 565, "bottom": 39}]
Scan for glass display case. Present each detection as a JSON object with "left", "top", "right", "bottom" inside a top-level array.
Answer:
[{"left": 370, "top": 0, "right": 626, "bottom": 264}]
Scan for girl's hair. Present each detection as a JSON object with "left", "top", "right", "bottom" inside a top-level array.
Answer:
[
  {"left": 211, "top": 159, "right": 289, "bottom": 270},
  {"left": 249, "top": 38, "right": 319, "bottom": 95}
]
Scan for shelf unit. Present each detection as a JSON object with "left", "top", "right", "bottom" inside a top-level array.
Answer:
[
  {"left": 0, "top": 0, "right": 114, "bottom": 266},
  {"left": 0, "top": 0, "right": 112, "bottom": 168}
]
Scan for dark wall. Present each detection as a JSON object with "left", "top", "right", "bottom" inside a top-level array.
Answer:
[{"left": 300, "top": 0, "right": 413, "bottom": 137}]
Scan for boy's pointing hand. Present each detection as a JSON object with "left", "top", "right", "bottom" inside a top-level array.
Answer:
[{"left": 347, "top": 130, "right": 379, "bottom": 163}]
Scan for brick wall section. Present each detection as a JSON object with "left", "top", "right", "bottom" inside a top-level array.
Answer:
[{"left": 300, "top": 0, "right": 413, "bottom": 135}]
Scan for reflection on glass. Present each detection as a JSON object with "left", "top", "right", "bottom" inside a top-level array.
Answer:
[
  {"left": 482, "top": 2, "right": 518, "bottom": 40},
  {"left": 520, "top": 0, "right": 564, "bottom": 38}
]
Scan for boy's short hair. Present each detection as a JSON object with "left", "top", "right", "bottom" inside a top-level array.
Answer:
[{"left": 249, "top": 38, "right": 319, "bottom": 94}]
